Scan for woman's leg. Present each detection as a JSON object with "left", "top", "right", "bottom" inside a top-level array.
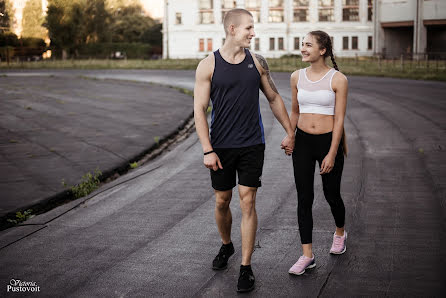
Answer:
[
  {"left": 316, "top": 134, "right": 346, "bottom": 235},
  {"left": 292, "top": 131, "right": 316, "bottom": 256}
]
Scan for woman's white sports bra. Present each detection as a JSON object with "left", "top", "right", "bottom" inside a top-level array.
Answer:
[{"left": 297, "top": 67, "right": 337, "bottom": 115}]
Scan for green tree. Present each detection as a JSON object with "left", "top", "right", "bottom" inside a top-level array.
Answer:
[
  {"left": 84, "top": 0, "right": 110, "bottom": 43},
  {"left": 21, "top": 0, "right": 47, "bottom": 39},
  {"left": 109, "top": 4, "right": 156, "bottom": 43},
  {"left": 0, "top": 0, "right": 14, "bottom": 32}
]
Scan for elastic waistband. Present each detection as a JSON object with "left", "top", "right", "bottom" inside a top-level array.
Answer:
[{"left": 296, "top": 127, "right": 333, "bottom": 137}]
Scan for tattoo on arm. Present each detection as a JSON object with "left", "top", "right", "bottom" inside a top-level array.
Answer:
[{"left": 255, "top": 53, "right": 278, "bottom": 94}]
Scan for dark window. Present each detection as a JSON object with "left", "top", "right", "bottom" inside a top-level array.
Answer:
[
  {"left": 207, "top": 38, "right": 213, "bottom": 51},
  {"left": 343, "top": 36, "right": 349, "bottom": 50},
  {"left": 278, "top": 37, "right": 284, "bottom": 50},
  {"left": 319, "top": 0, "right": 334, "bottom": 22},
  {"left": 270, "top": 37, "right": 275, "bottom": 50},
  {"left": 269, "top": 0, "right": 284, "bottom": 23},
  {"left": 222, "top": 38, "right": 225, "bottom": 46},
  {"left": 294, "top": 37, "right": 300, "bottom": 50},
  {"left": 175, "top": 13, "right": 182, "bottom": 24},
  {"left": 368, "top": 0, "right": 373, "bottom": 21},
  {"left": 247, "top": 0, "right": 262, "bottom": 22},
  {"left": 368, "top": 36, "right": 372, "bottom": 50},
  {"left": 352, "top": 36, "right": 358, "bottom": 50},
  {"left": 342, "top": 0, "right": 359, "bottom": 21},
  {"left": 199, "top": 0, "right": 214, "bottom": 24},
  {"left": 293, "top": 0, "right": 309, "bottom": 22},
  {"left": 199, "top": 38, "right": 204, "bottom": 52},
  {"left": 255, "top": 38, "right": 260, "bottom": 51}
]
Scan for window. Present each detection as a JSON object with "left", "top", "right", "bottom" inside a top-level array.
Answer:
[
  {"left": 368, "top": 0, "right": 373, "bottom": 21},
  {"left": 175, "top": 13, "right": 182, "bottom": 24},
  {"left": 246, "top": 0, "right": 261, "bottom": 22},
  {"left": 221, "top": 0, "right": 237, "bottom": 23},
  {"left": 330, "top": 36, "right": 334, "bottom": 46},
  {"left": 368, "top": 36, "right": 372, "bottom": 50},
  {"left": 199, "top": 0, "right": 214, "bottom": 24},
  {"left": 207, "top": 38, "right": 213, "bottom": 51},
  {"left": 343, "top": 36, "right": 349, "bottom": 50},
  {"left": 269, "top": 0, "right": 284, "bottom": 23},
  {"left": 319, "top": 0, "right": 334, "bottom": 22},
  {"left": 270, "top": 37, "right": 275, "bottom": 50},
  {"left": 342, "top": 0, "right": 359, "bottom": 22},
  {"left": 294, "top": 37, "right": 300, "bottom": 50},
  {"left": 222, "top": 38, "right": 225, "bottom": 46},
  {"left": 293, "top": 0, "right": 309, "bottom": 22},
  {"left": 278, "top": 37, "right": 284, "bottom": 50},
  {"left": 199, "top": 38, "right": 205, "bottom": 52},
  {"left": 352, "top": 36, "right": 358, "bottom": 50},
  {"left": 255, "top": 38, "right": 260, "bottom": 51}
]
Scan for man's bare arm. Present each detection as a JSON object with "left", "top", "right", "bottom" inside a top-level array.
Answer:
[
  {"left": 194, "top": 58, "right": 213, "bottom": 153},
  {"left": 252, "top": 52, "right": 294, "bottom": 140},
  {"left": 254, "top": 53, "right": 278, "bottom": 94},
  {"left": 193, "top": 55, "right": 223, "bottom": 170}
]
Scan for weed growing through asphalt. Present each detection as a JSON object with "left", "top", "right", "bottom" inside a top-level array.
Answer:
[
  {"left": 7, "top": 209, "right": 34, "bottom": 224},
  {"left": 62, "top": 168, "right": 102, "bottom": 199},
  {"left": 154, "top": 136, "right": 160, "bottom": 145},
  {"left": 130, "top": 162, "right": 138, "bottom": 169}
]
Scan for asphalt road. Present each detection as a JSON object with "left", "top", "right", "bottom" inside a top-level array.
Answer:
[
  {"left": 0, "top": 70, "right": 445, "bottom": 297},
  {"left": 0, "top": 73, "right": 193, "bottom": 218}
]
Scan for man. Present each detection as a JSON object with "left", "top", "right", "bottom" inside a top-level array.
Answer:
[{"left": 193, "top": 8, "right": 295, "bottom": 293}]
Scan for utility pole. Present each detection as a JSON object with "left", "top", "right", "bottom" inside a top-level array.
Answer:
[{"left": 163, "top": 0, "right": 169, "bottom": 59}]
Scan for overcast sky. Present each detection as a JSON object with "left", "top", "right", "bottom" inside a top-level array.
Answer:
[{"left": 141, "top": 0, "right": 164, "bottom": 20}]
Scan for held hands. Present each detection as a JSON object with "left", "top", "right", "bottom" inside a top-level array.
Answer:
[
  {"left": 320, "top": 153, "right": 335, "bottom": 174},
  {"left": 280, "top": 135, "right": 295, "bottom": 156},
  {"left": 204, "top": 152, "right": 223, "bottom": 171}
]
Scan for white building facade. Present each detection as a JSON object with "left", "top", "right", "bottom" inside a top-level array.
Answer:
[
  {"left": 163, "top": 0, "right": 374, "bottom": 59},
  {"left": 163, "top": 0, "right": 446, "bottom": 59}
]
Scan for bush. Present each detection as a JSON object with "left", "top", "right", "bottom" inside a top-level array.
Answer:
[
  {"left": 76, "top": 42, "right": 152, "bottom": 59},
  {"left": 0, "top": 32, "right": 19, "bottom": 47}
]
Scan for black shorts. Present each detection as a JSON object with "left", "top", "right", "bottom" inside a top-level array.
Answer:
[{"left": 210, "top": 143, "right": 265, "bottom": 191}]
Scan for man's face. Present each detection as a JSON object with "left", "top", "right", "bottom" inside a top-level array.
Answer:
[{"left": 232, "top": 14, "right": 255, "bottom": 48}]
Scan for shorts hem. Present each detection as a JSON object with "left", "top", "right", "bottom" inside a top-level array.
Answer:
[
  {"left": 212, "top": 184, "right": 235, "bottom": 191},
  {"left": 238, "top": 182, "right": 261, "bottom": 189}
]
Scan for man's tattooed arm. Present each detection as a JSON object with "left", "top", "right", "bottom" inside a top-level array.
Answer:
[{"left": 255, "top": 53, "right": 279, "bottom": 94}]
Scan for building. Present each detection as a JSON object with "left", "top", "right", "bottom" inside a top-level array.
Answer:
[
  {"left": 163, "top": 0, "right": 446, "bottom": 59},
  {"left": 375, "top": 0, "right": 446, "bottom": 59}
]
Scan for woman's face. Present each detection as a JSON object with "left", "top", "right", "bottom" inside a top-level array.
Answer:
[{"left": 301, "top": 34, "right": 326, "bottom": 63}]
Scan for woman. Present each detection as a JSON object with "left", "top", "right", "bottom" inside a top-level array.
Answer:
[{"left": 286, "top": 30, "right": 349, "bottom": 275}]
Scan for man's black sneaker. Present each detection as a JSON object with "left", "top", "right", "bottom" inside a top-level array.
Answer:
[
  {"left": 212, "top": 242, "right": 235, "bottom": 270},
  {"left": 237, "top": 265, "right": 255, "bottom": 293}
]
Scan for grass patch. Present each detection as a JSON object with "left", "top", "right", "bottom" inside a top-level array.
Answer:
[
  {"left": 1, "top": 57, "right": 446, "bottom": 81},
  {"left": 129, "top": 162, "right": 138, "bottom": 169},
  {"left": 62, "top": 168, "right": 102, "bottom": 199},
  {"left": 7, "top": 209, "right": 34, "bottom": 224}
]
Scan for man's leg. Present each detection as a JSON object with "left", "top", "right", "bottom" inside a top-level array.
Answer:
[
  {"left": 238, "top": 185, "right": 258, "bottom": 265},
  {"left": 215, "top": 189, "right": 233, "bottom": 244}
]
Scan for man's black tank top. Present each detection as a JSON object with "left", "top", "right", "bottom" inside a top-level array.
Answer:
[{"left": 210, "top": 48, "right": 265, "bottom": 148}]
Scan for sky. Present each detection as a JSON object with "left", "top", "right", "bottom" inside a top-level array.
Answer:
[{"left": 141, "top": 0, "right": 164, "bottom": 20}]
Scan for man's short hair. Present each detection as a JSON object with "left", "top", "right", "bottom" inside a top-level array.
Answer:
[{"left": 223, "top": 8, "right": 253, "bottom": 35}]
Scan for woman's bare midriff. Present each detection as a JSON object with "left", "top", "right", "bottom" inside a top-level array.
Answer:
[{"left": 297, "top": 114, "right": 334, "bottom": 134}]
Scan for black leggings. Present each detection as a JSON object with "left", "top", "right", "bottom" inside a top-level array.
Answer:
[{"left": 292, "top": 128, "right": 345, "bottom": 244}]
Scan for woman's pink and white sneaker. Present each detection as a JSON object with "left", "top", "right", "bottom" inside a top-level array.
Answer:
[
  {"left": 330, "top": 231, "right": 347, "bottom": 254},
  {"left": 288, "top": 255, "right": 316, "bottom": 275}
]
